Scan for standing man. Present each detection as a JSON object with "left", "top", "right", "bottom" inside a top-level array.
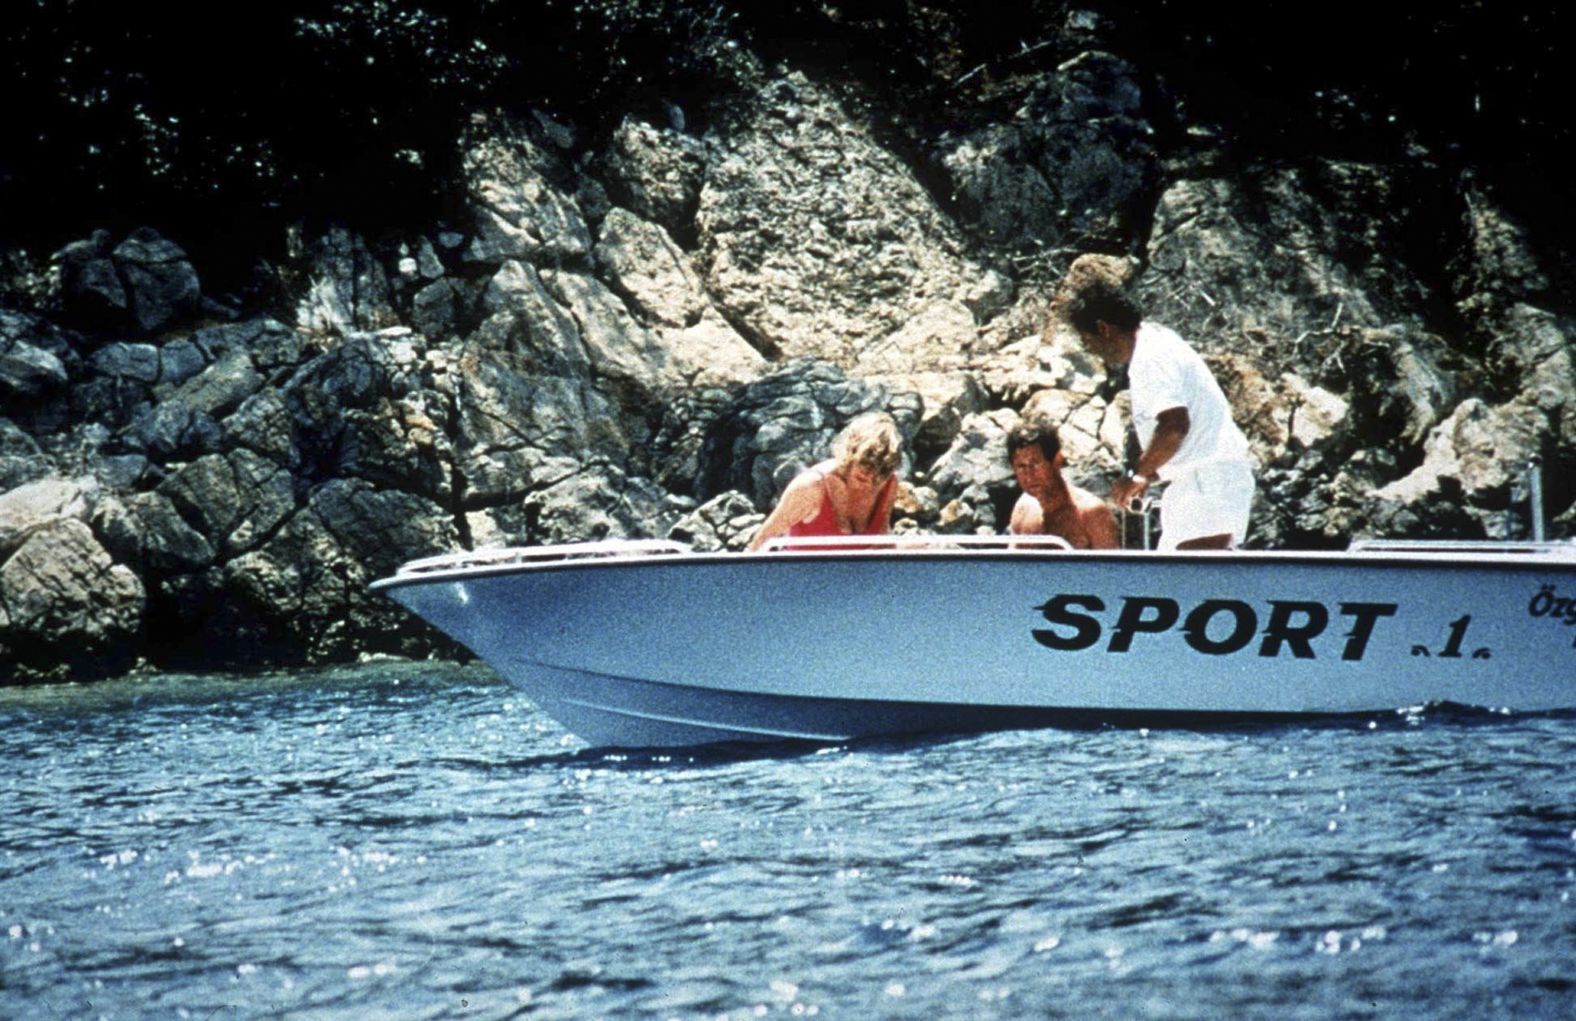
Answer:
[
  {"left": 1053, "top": 255, "right": 1255, "bottom": 550},
  {"left": 1006, "top": 418, "right": 1120, "bottom": 549}
]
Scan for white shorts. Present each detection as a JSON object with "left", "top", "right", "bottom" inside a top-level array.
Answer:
[{"left": 1157, "top": 461, "right": 1255, "bottom": 549}]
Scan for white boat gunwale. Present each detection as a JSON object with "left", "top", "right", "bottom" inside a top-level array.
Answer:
[{"left": 371, "top": 535, "right": 1576, "bottom": 593}]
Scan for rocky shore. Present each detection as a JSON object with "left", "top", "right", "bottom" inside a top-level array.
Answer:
[{"left": 2, "top": 34, "right": 1571, "bottom": 683}]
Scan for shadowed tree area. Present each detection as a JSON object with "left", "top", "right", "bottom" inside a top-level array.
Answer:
[{"left": 2, "top": 1, "right": 1571, "bottom": 298}]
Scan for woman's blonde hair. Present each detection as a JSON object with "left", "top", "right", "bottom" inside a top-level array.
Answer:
[{"left": 832, "top": 412, "right": 903, "bottom": 476}]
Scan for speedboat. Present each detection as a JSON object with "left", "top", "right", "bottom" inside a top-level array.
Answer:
[{"left": 371, "top": 534, "right": 1576, "bottom": 748}]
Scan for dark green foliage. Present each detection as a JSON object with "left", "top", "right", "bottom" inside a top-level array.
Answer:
[
  {"left": 1, "top": 1, "right": 1570, "bottom": 297},
  {"left": 0, "top": 0, "right": 746, "bottom": 290}
]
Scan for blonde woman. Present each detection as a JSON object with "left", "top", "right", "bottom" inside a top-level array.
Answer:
[{"left": 746, "top": 412, "right": 904, "bottom": 551}]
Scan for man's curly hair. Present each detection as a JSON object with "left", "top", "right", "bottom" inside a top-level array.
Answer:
[{"left": 1048, "top": 254, "right": 1142, "bottom": 335}]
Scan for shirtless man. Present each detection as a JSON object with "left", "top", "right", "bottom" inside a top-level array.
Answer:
[{"left": 1006, "top": 418, "right": 1119, "bottom": 549}]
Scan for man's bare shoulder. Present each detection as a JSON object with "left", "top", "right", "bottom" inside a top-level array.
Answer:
[{"left": 1070, "top": 482, "right": 1120, "bottom": 548}]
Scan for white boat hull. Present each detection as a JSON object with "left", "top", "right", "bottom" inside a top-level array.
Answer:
[{"left": 373, "top": 540, "right": 1576, "bottom": 748}]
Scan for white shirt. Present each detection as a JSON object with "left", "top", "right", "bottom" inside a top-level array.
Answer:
[{"left": 1127, "top": 322, "right": 1252, "bottom": 480}]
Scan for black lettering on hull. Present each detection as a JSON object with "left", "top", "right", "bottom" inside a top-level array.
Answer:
[
  {"left": 1029, "top": 594, "right": 1402, "bottom": 662},
  {"left": 1182, "top": 600, "right": 1257, "bottom": 655},
  {"left": 1109, "top": 597, "right": 1180, "bottom": 653},
  {"left": 1033, "top": 594, "right": 1105, "bottom": 651},
  {"left": 1259, "top": 601, "right": 1329, "bottom": 659}
]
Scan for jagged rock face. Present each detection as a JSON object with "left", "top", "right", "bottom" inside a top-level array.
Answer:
[
  {"left": 1371, "top": 396, "right": 1547, "bottom": 534},
  {"left": 938, "top": 51, "right": 1158, "bottom": 252},
  {"left": 1138, "top": 164, "right": 1448, "bottom": 354},
  {"left": 295, "top": 229, "right": 399, "bottom": 335},
  {"left": 595, "top": 207, "right": 707, "bottom": 329},
  {"left": 524, "top": 464, "right": 683, "bottom": 546},
  {"left": 93, "top": 490, "right": 215, "bottom": 575},
  {"left": 597, "top": 116, "right": 708, "bottom": 242},
  {"left": 0, "top": 478, "right": 143, "bottom": 681},
  {"left": 213, "top": 480, "right": 460, "bottom": 666},
  {"left": 463, "top": 131, "right": 594, "bottom": 268},
  {"left": 667, "top": 491, "right": 764, "bottom": 552},
  {"left": 696, "top": 72, "right": 1012, "bottom": 365},
  {"left": 0, "top": 420, "right": 47, "bottom": 492},
  {"left": 926, "top": 408, "right": 1021, "bottom": 532},
  {"left": 0, "top": 326, "right": 68, "bottom": 399},
  {"left": 1, "top": 41, "right": 1574, "bottom": 682},
  {"left": 55, "top": 228, "right": 202, "bottom": 336}
]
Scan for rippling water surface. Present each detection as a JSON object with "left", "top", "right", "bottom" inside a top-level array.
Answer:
[{"left": 1, "top": 661, "right": 1572, "bottom": 1019}]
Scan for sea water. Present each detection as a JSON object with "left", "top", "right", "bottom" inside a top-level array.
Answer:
[{"left": 1, "top": 661, "right": 1571, "bottom": 1019}]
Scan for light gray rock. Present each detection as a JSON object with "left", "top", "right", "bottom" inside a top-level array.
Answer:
[
  {"left": 280, "top": 330, "right": 431, "bottom": 471},
  {"left": 691, "top": 359, "right": 921, "bottom": 507},
  {"left": 334, "top": 389, "right": 453, "bottom": 500},
  {"left": 523, "top": 464, "right": 684, "bottom": 545},
  {"left": 0, "top": 309, "right": 78, "bottom": 363},
  {"left": 448, "top": 359, "right": 620, "bottom": 504},
  {"left": 1, "top": 334, "right": 68, "bottom": 397},
  {"left": 1225, "top": 364, "right": 1351, "bottom": 463},
  {"left": 697, "top": 72, "right": 1008, "bottom": 365},
  {"left": 666, "top": 490, "right": 763, "bottom": 551},
  {"left": 158, "top": 339, "right": 207, "bottom": 387},
  {"left": 598, "top": 116, "right": 708, "bottom": 238},
  {"left": 222, "top": 390, "right": 299, "bottom": 469},
  {"left": 309, "top": 477, "right": 458, "bottom": 579},
  {"left": 540, "top": 269, "right": 672, "bottom": 400},
  {"left": 94, "top": 453, "right": 150, "bottom": 493},
  {"left": 927, "top": 408, "right": 1019, "bottom": 514},
  {"left": 463, "top": 132, "right": 593, "bottom": 267},
  {"left": 1331, "top": 326, "right": 1462, "bottom": 447},
  {"left": 853, "top": 302, "right": 978, "bottom": 375},
  {"left": 90, "top": 343, "right": 161, "bottom": 384},
  {"left": 0, "top": 476, "right": 98, "bottom": 557},
  {"left": 295, "top": 228, "right": 398, "bottom": 336},
  {"left": 1045, "top": 389, "right": 1128, "bottom": 483},
  {"left": 397, "top": 237, "right": 445, "bottom": 281},
  {"left": 1373, "top": 396, "right": 1546, "bottom": 535},
  {"left": 1384, "top": 331, "right": 1460, "bottom": 444},
  {"left": 472, "top": 260, "right": 590, "bottom": 377},
  {"left": 655, "top": 309, "right": 768, "bottom": 389},
  {"left": 974, "top": 320, "right": 1108, "bottom": 408},
  {"left": 193, "top": 319, "right": 305, "bottom": 374},
  {"left": 158, "top": 347, "right": 263, "bottom": 418},
  {"left": 277, "top": 330, "right": 450, "bottom": 497},
  {"left": 0, "top": 517, "right": 143, "bottom": 681},
  {"left": 1145, "top": 164, "right": 1445, "bottom": 348},
  {"left": 594, "top": 207, "right": 707, "bottom": 328}
]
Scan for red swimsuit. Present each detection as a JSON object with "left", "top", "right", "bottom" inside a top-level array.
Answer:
[{"left": 787, "top": 473, "right": 895, "bottom": 544}]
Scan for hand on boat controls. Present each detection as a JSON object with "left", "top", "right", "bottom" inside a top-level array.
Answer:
[{"left": 1112, "top": 472, "right": 1151, "bottom": 513}]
